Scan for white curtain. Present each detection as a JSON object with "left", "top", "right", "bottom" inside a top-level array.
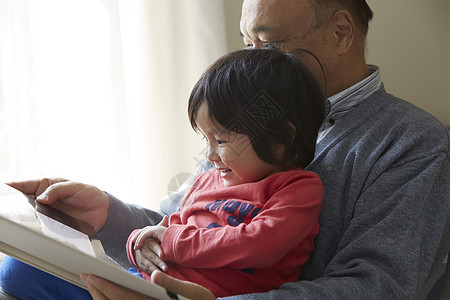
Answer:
[{"left": 0, "top": 0, "right": 228, "bottom": 209}]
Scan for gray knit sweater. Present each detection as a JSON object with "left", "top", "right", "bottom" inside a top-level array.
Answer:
[{"left": 97, "top": 85, "right": 450, "bottom": 299}]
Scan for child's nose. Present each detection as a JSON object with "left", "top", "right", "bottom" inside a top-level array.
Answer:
[{"left": 207, "top": 143, "right": 220, "bottom": 163}]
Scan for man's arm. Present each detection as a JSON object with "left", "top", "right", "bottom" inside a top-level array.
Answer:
[
  {"left": 224, "top": 138, "right": 450, "bottom": 299},
  {"left": 97, "top": 159, "right": 214, "bottom": 267},
  {"left": 95, "top": 194, "right": 165, "bottom": 268}
]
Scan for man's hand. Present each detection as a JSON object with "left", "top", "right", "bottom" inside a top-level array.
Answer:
[
  {"left": 151, "top": 271, "right": 216, "bottom": 300},
  {"left": 7, "top": 178, "right": 110, "bottom": 233},
  {"left": 131, "top": 216, "right": 169, "bottom": 272},
  {"left": 81, "top": 273, "right": 151, "bottom": 300},
  {"left": 80, "top": 272, "right": 216, "bottom": 300}
]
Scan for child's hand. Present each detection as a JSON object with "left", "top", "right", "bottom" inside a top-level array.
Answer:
[
  {"left": 135, "top": 239, "right": 167, "bottom": 273},
  {"left": 134, "top": 215, "right": 168, "bottom": 248},
  {"left": 132, "top": 216, "right": 169, "bottom": 273}
]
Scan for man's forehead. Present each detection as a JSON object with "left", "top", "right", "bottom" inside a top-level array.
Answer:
[
  {"left": 241, "top": 0, "right": 306, "bottom": 17},
  {"left": 240, "top": 0, "right": 308, "bottom": 36}
]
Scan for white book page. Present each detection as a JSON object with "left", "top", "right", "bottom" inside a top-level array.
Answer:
[{"left": 35, "top": 211, "right": 96, "bottom": 257}]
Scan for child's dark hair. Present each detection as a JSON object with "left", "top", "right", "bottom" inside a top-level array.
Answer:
[{"left": 188, "top": 46, "right": 325, "bottom": 169}]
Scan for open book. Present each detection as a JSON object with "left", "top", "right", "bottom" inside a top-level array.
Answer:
[{"left": 0, "top": 183, "right": 187, "bottom": 300}]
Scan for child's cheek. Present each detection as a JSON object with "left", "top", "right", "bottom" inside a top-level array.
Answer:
[{"left": 219, "top": 148, "right": 237, "bottom": 166}]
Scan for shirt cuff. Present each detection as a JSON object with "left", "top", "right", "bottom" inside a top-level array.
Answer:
[{"left": 126, "top": 229, "right": 141, "bottom": 267}]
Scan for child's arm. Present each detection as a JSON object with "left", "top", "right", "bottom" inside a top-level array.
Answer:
[
  {"left": 161, "top": 173, "right": 323, "bottom": 270},
  {"left": 126, "top": 216, "right": 169, "bottom": 273}
]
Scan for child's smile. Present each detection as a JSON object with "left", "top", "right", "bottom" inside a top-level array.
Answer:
[{"left": 195, "top": 102, "right": 281, "bottom": 187}]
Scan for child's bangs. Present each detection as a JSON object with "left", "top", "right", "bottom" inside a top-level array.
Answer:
[{"left": 203, "top": 65, "right": 247, "bottom": 134}]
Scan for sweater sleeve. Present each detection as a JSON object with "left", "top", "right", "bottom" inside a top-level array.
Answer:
[
  {"left": 95, "top": 159, "right": 212, "bottom": 268},
  {"left": 161, "top": 174, "right": 323, "bottom": 269},
  {"left": 126, "top": 229, "right": 141, "bottom": 267},
  {"left": 95, "top": 194, "right": 164, "bottom": 268}
]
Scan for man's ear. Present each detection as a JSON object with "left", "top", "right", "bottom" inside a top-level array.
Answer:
[{"left": 330, "top": 10, "right": 355, "bottom": 55}]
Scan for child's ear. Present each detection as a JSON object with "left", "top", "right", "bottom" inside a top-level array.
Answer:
[
  {"left": 272, "top": 122, "right": 297, "bottom": 161},
  {"left": 287, "top": 121, "right": 296, "bottom": 143}
]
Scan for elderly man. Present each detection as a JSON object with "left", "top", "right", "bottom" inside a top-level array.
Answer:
[{"left": 3, "top": 0, "right": 449, "bottom": 299}]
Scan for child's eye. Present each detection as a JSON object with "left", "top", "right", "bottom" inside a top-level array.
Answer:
[{"left": 217, "top": 140, "right": 227, "bottom": 145}]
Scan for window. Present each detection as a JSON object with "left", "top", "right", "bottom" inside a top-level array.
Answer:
[{"left": 0, "top": 0, "right": 228, "bottom": 208}]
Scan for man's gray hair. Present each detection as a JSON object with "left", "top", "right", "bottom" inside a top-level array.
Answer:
[{"left": 308, "top": 0, "right": 373, "bottom": 37}]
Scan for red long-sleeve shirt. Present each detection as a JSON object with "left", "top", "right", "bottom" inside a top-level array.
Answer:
[{"left": 127, "top": 168, "right": 323, "bottom": 297}]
